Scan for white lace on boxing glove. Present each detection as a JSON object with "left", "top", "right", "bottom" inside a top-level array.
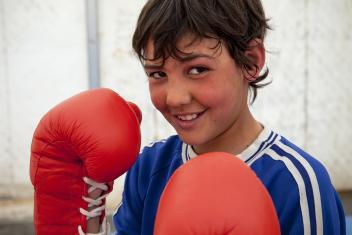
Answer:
[{"left": 78, "top": 177, "right": 111, "bottom": 235}]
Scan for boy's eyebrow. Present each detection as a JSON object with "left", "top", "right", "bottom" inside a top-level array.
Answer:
[
  {"left": 143, "top": 53, "right": 214, "bottom": 69},
  {"left": 143, "top": 63, "right": 163, "bottom": 70},
  {"left": 178, "top": 53, "right": 214, "bottom": 62}
]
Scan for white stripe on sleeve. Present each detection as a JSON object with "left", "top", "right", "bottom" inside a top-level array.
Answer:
[
  {"left": 259, "top": 148, "right": 311, "bottom": 235},
  {"left": 277, "top": 142, "right": 323, "bottom": 235}
]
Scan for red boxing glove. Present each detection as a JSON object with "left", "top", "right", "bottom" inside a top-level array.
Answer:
[
  {"left": 30, "top": 88, "right": 141, "bottom": 235},
  {"left": 154, "top": 152, "right": 280, "bottom": 235}
]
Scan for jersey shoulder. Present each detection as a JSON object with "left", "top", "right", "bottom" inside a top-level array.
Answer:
[
  {"left": 250, "top": 133, "right": 333, "bottom": 188},
  {"left": 136, "top": 135, "right": 183, "bottom": 176},
  {"left": 250, "top": 133, "right": 344, "bottom": 234}
]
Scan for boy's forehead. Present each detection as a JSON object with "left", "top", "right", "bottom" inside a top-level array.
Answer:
[{"left": 144, "top": 35, "right": 221, "bottom": 63}]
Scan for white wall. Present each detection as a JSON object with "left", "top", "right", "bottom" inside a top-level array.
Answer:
[
  {"left": 0, "top": 0, "right": 89, "bottom": 198},
  {"left": 0, "top": 0, "right": 351, "bottom": 202},
  {"left": 257, "top": 0, "right": 352, "bottom": 190}
]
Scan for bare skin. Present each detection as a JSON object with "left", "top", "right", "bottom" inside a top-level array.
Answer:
[{"left": 86, "top": 188, "right": 104, "bottom": 233}]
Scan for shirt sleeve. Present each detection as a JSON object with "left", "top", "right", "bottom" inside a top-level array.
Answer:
[
  {"left": 319, "top": 179, "right": 346, "bottom": 235},
  {"left": 268, "top": 160, "right": 346, "bottom": 235},
  {"left": 112, "top": 157, "right": 143, "bottom": 235}
]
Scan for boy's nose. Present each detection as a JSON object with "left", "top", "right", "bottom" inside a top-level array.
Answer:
[{"left": 165, "top": 83, "right": 192, "bottom": 108}]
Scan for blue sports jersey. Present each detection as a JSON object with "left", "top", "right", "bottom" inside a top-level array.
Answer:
[{"left": 113, "top": 127, "right": 346, "bottom": 235}]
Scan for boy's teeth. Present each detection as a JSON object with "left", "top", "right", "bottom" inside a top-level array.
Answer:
[{"left": 178, "top": 114, "right": 198, "bottom": 121}]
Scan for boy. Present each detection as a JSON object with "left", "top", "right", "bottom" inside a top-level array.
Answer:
[{"left": 113, "top": 0, "right": 346, "bottom": 234}]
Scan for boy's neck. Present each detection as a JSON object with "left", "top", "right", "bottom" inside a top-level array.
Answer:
[{"left": 192, "top": 109, "right": 263, "bottom": 156}]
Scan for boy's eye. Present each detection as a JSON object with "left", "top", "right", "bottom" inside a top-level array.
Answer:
[
  {"left": 189, "top": 67, "right": 209, "bottom": 75},
  {"left": 148, "top": 71, "right": 167, "bottom": 79}
]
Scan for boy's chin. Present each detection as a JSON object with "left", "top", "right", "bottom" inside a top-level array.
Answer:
[{"left": 176, "top": 132, "right": 205, "bottom": 147}]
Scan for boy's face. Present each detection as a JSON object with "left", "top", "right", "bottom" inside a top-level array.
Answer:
[{"left": 144, "top": 35, "right": 251, "bottom": 152}]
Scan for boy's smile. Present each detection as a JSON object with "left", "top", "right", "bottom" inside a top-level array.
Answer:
[
  {"left": 144, "top": 34, "right": 263, "bottom": 155},
  {"left": 172, "top": 109, "right": 207, "bottom": 129}
]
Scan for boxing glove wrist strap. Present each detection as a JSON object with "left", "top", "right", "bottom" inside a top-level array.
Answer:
[{"left": 78, "top": 177, "right": 110, "bottom": 235}]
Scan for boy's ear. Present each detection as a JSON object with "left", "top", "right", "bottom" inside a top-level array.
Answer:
[{"left": 243, "top": 39, "right": 265, "bottom": 81}]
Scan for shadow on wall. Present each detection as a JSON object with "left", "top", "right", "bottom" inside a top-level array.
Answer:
[
  {"left": 0, "top": 192, "right": 351, "bottom": 234},
  {"left": 0, "top": 215, "right": 116, "bottom": 235},
  {"left": 0, "top": 214, "right": 351, "bottom": 234},
  {"left": 0, "top": 222, "right": 33, "bottom": 235}
]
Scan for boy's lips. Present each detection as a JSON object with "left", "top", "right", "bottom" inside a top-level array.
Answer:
[{"left": 171, "top": 110, "right": 206, "bottom": 129}]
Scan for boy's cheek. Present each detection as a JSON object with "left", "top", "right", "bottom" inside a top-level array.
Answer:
[{"left": 149, "top": 92, "right": 165, "bottom": 111}]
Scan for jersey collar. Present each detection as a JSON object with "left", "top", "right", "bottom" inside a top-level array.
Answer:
[{"left": 181, "top": 126, "right": 274, "bottom": 164}]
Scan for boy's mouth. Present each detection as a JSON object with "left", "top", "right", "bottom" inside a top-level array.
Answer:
[
  {"left": 177, "top": 113, "right": 198, "bottom": 121},
  {"left": 174, "top": 110, "right": 206, "bottom": 122}
]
